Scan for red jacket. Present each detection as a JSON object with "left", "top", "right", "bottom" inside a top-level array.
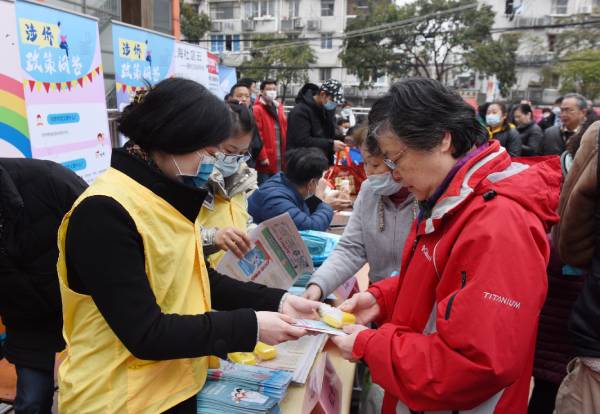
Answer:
[
  {"left": 352, "top": 141, "right": 561, "bottom": 414},
  {"left": 253, "top": 99, "right": 287, "bottom": 174}
]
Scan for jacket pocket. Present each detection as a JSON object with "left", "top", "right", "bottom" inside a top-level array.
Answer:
[{"left": 444, "top": 271, "right": 467, "bottom": 320}]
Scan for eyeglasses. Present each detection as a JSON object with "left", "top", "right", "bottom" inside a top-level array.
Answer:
[
  {"left": 383, "top": 147, "right": 408, "bottom": 170},
  {"left": 216, "top": 151, "right": 252, "bottom": 164}
]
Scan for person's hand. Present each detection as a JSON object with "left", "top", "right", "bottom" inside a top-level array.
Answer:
[
  {"left": 333, "top": 140, "right": 348, "bottom": 152},
  {"left": 339, "top": 292, "right": 380, "bottom": 325},
  {"left": 259, "top": 158, "right": 270, "bottom": 167},
  {"left": 256, "top": 311, "right": 307, "bottom": 345},
  {"left": 281, "top": 294, "right": 321, "bottom": 320},
  {"left": 331, "top": 324, "right": 370, "bottom": 361},
  {"left": 324, "top": 190, "right": 352, "bottom": 210},
  {"left": 214, "top": 227, "right": 252, "bottom": 258},
  {"left": 303, "top": 284, "right": 323, "bottom": 301}
]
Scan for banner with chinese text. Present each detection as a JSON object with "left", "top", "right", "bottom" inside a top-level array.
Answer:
[{"left": 15, "top": 0, "right": 110, "bottom": 183}]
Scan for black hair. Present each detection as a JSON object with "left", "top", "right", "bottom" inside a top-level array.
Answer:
[
  {"left": 118, "top": 78, "right": 231, "bottom": 154},
  {"left": 238, "top": 78, "right": 256, "bottom": 88},
  {"left": 489, "top": 102, "right": 508, "bottom": 116},
  {"left": 555, "top": 96, "right": 564, "bottom": 105},
  {"left": 568, "top": 112, "right": 600, "bottom": 156},
  {"left": 224, "top": 93, "right": 231, "bottom": 101},
  {"left": 367, "top": 78, "right": 487, "bottom": 158},
  {"left": 230, "top": 83, "right": 249, "bottom": 97},
  {"left": 260, "top": 79, "right": 277, "bottom": 90},
  {"left": 514, "top": 103, "right": 533, "bottom": 115},
  {"left": 337, "top": 118, "right": 350, "bottom": 126},
  {"left": 227, "top": 102, "right": 255, "bottom": 136},
  {"left": 542, "top": 107, "right": 552, "bottom": 113},
  {"left": 284, "top": 148, "right": 329, "bottom": 186}
]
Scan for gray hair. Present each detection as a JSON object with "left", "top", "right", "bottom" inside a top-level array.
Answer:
[{"left": 563, "top": 93, "right": 588, "bottom": 110}]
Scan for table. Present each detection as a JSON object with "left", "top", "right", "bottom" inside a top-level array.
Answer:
[{"left": 281, "top": 264, "right": 369, "bottom": 413}]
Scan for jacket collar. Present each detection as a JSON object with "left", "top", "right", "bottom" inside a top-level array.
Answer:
[
  {"left": 110, "top": 149, "right": 207, "bottom": 222},
  {"left": 416, "top": 140, "right": 511, "bottom": 235},
  {"left": 204, "top": 163, "right": 257, "bottom": 209}
]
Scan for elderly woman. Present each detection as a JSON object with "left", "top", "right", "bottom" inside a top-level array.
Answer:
[
  {"left": 332, "top": 78, "right": 561, "bottom": 413},
  {"left": 304, "top": 125, "right": 416, "bottom": 301}
]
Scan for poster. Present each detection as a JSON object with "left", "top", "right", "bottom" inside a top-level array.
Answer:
[
  {"left": 207, "top": 51, "right": 220, "bottom": 98},
  {"left": 112, "top": 21, "right": 174, "bottom": 110},
  {"left": 0, "top": 0, "right": 30, "bottom": 157},
  {"left": 218, "top": 64, "right": 237, "bottom": 100},
  {"left": 173, "top": 41, "right": 208, "bottom": 86},
  {"left": 15, "top": 0, "right": 110, "bottom": 183}
]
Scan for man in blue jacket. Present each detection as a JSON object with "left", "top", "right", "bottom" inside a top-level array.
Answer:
[{"left": 248, "top": 148, "right": 334, "bottom": 231}]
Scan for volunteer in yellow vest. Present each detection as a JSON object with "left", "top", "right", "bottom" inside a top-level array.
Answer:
[
  {"left": 56, "top": 78, "right": 320, "bottom": 414},
  {"left": 200, "top": 103, "right": 257, "bottom": 267}
]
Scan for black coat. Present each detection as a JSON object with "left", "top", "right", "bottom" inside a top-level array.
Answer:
[
  {"left": 491, "top": 124, "right": 522, "bottom": 156},
  {"left": 286, "top": 83, "right": 337, "bottom": 164},
  {"left": 542, "top": 126, "right": 572, "bottom": 156},
  {"left": 517, "top": 122, "right": 544, "bottom": 156},
  {"left": 0, "top": 158, "right": 87, "bottom": 370}
]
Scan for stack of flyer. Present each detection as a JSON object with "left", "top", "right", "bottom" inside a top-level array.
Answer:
[
  {"left": 257, "top": 334, "right": 328, "bottom": 384},
  {"left": 196, "top": 381, "right": 281, "bottom": 414},
  {"left": 207, "top": 360, "right": 293, "bottom": 401}
]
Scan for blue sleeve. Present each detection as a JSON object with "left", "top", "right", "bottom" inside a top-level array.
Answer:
[{"left": 261, "top": 191, "right": 333, "bottom": 231}]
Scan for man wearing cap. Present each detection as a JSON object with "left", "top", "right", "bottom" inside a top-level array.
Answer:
[{"left": 286, "top": 79, "right": 347, "bottom": 164}]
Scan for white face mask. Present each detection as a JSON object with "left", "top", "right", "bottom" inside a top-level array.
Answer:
[
  {"left": 265, "top": 90, "right": 277, "bottom": 101},
  {"left": 368, "top": 171, "right": 403, "bottom": 196}
]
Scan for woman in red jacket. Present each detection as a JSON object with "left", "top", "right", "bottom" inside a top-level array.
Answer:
[{"left": 332, "top": 78, "right": 561, "bottom": 414}]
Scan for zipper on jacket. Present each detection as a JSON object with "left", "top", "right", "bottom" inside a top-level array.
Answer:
[{"left": 444, "top": 271, "right": 467, "bottom": 320}]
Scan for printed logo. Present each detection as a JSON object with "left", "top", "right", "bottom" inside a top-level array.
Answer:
[{"left": 483, "top": 291, "right": 521, "bottom": 309}]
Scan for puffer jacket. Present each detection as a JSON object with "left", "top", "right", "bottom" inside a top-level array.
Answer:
[
  {"left": 517, "top": 122, "right": 544, "bottom": 156},
  {"left": 553, "top": 121, "right": 600, "bottom": 267},
  {"left": 352, "top": 141, "right": 561, "bottom": 413},
  {"left": 0, "top": 158, "right": 87, "bottom": 370},
  {"left": 247, "top": 172, "right": 333, "bottom": 231},
  {"left": 489, "top": 123, "right": 522, "bottom": 156}
]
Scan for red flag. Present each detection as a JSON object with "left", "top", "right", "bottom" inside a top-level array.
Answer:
[
  {"left": 66, "top": 82, "right": 71, "bottom": 90},
  {"left": 131, "top": 86, "right": 137, "bottom": 92},
  {"left": 77, "top": 78, "right": 84, "bottom": 87},
  {"left": 56, "top": 83, "right": 61, "bottom": 92},
  {"left": 28, "top": 80, "right": 35, "bottom": 92},
  {"left": 95, "top": 66, "right": 101, "bottom": 74},
  {"left": 87, "top": 73, "right": 93, "bottom": 82},
  {"left": 43, "top": 82, "right": 50, "bottom": 93},
  {"left": 121, "top": 83, "right": 127, "bottom": 92}
]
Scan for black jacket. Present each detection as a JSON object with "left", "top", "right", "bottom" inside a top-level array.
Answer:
[
  {"left": 286, "top": 83, "right": 337, "bottom": 164},
  {"left": 64, "top": 149, "right": 286, "bottom": 414},
  {"left": 517, "top": 122, "right": 544, "bottom": 156},
  {"left": 490, "top": 124, "right": 522, "bottom": 156},
  {"left": 542, "top": 126, "right": 574, "bottom": 156},
  {"left": 538, "top": 113, "right": 556, "bottom": 131},
  {"left": 0, "top": 158, "right": 87, "bottom": 370}
]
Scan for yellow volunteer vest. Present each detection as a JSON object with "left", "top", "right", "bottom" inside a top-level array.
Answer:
[
  {"left": 56, "top": 168, "right": 211, "bottom": 414},
  {"left": 198, "top": 192, "right": 250, "bottom": 268}
]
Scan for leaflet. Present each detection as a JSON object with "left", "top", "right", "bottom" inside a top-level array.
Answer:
[
  {"left": 216, "top": 213, "right": 313, "bottom": 290},
  {"left": 292, "top": 319, "right": 348, "bottom": 336}
]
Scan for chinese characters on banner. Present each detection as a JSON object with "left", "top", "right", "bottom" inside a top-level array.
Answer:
[
  {"left": 173, "top": 41, "right": 209, "bottom": 87},
  {"left": 112, "top": 22, "right": 175, "bottom": 110},
  {"left": 14, "top": 0, "right": 110, "bottom": 183},
  {"left": 207, "top": 52, "right": 221, "bottom": 98}
]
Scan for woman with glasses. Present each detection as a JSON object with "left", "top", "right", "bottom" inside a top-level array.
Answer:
[
  {"left": 199, "top": 102, "right": 258, "bottom": 267},
  {"left": 331, "top": 78, "right": 561, "bottom": 414},
  {"left": 56, "top": 79, "right": 319, "bottom": 414}
]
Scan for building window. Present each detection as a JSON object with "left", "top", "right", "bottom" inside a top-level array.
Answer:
[
  {"left": 547, "top": 34, "right": 556, "bottom": 52},
  {"left": 319, "top": 68, "right": 332, "bottom": 81},
  {"left": 153, "top": 0, "right": 172, "bottom": 34},
  {"left": 321, "top": 33, "right": 333, "bottom": 49},
  {"left": 210, "top": 34, "right": 241, "bottom": 52},
  {"left": 245, "top": 0, "right": 274, "bottom": 18},
  {"left": 551, "top": 0, "right": 569, "bottom": 14},
  {"left": 321, "top": 0, "right": 334, "bottom": 16},
  {"left": 210, "top": 2, "right": 239, "bottom": 19},
  {"left": 288, "top": 0, "right": 300, "bottom": 17}
]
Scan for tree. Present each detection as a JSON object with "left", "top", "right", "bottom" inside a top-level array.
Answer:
[
  {"left": 556, "top": 49, "right": 600, "bottom": 100},
  {"left": 180, "top": 3, "right": 211, "bottom": 42},
  {"left": 340, "top": 0, "right": 513, "bottom": 88},
  {"left": 239, "top": 34, "right": 316, "bottom": 101},
  {"left": 466, "top": 33, "right": 521, "bottom": 97}
]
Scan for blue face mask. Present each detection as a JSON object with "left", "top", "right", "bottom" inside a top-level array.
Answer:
[
  {"left": 367, "top": 172, "right": 403, "bottom": 196},
  {"left": 173, "top": 152, "right": 216, "bottom": 189},
  {"left": 324, "top": 100, "right": 337, "bottom": 111},
  {"left": 486, "top": 113, "right": 502, "bottom": 127},
  {"left": 214, "top": 151, "right": 251, "bottom": 178}
]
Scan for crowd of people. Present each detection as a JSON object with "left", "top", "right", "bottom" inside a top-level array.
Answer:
[{"left": 0, "top": 74, "right": 599, "bottom": 414}]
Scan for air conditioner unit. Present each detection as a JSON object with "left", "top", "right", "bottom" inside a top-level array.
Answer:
[
  {"left": 293, "top": 18, "right": 304, "bottom": 29},
  {"left": 211, "top": 21, "right": 223, "bottom": 32},
  {"left": 306, "top": 19, "right": 321, "bottom": 31},
  {"left": 579, "top": 5, "right": 592, "bottom": 13},
  {"left": 242, "top": 19, "right": 256, "bottom": 31},
  {"left": 224, "top": 21, "right": 236, "bottom": 31}
]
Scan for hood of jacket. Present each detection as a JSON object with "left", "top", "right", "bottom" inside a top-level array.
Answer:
[
  {"left": 295, "top": 83, "right": 320, "bottom": 107},
  {"left": 419, "top": 141, "right": 561, "bottom": 236},
  {"left": 204, "top": 162, "right": 257, "bottom": 208}
]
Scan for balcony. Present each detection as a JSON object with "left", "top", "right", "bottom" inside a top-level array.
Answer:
[
  {"left": 281, "top": 17, "right": 303, "bottom": 31},
  {"left": 306, "top": 19, "right": 321, "bottom": 31},
  {"left": 242, "top": 19, "right": 256, "bottom": 31},
  {"left": 211, "top": 21, "right": 222, "bottom": 31}
]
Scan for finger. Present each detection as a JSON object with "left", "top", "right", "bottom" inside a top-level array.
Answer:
[
  {"left": 339, "top": 297, "right": 356, "bottom": 312},
  {"left": 343, "top": 324, "right": 365, "bottom": 334},
  {"left": 227, "top": 239, "right": 244, "bottom": 258},
  {"left": 285, "top": 326, "right": 307, "bottom": 339},
  {"left": 330, "top": 336, "right": 343, "bottom": 347},
  {"left": 278, "top": 313, "right": 296, "bottom": 324},
  {"left": 238, "top": 234, "right": 253, "bottom": 252},
  {"left": 294, "top": 296, "right": 322, "bottom": 312}
]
